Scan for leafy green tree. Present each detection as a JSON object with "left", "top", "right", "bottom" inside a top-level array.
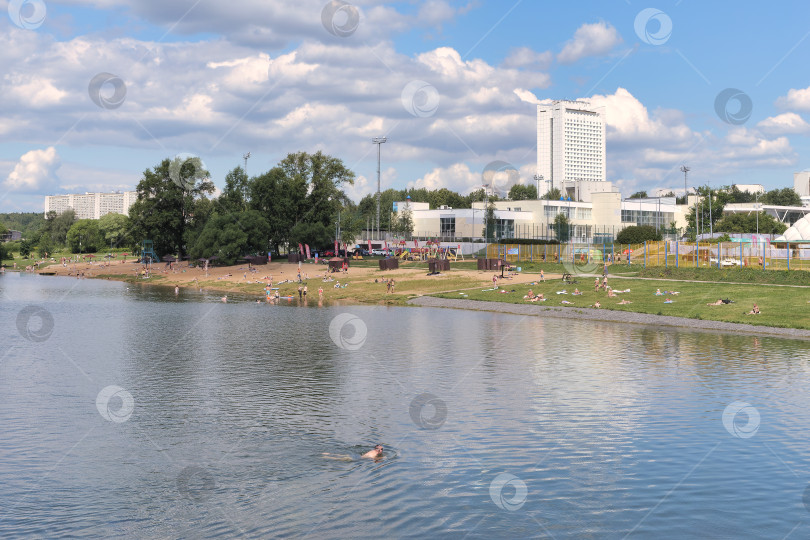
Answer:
[
  {"left": 66, "top": 219, "right": 102, "bottom": 253},
  {"left": 43, "top": 209, "right": 76, "bottom": 247},
  {"left": 726, "top": 185, "right": 756, "bottom": 203},
  {"left": 97, "top": 213, "right": 132, "bottom": 250},
  {"left": 483, "top": 203, "right": 496, "bottom": 241},
  {"left": 250, "top": 166, "right": 307, "bottom": 254},
  {"left": 218, "top": 166, "right": 250, "bottom": 213},
  {"left": 553, "top": 213, "right": 570, "bottom": 242},
  {"left": 508, "top": 184, "right": 538, "bottom": 200},
  {"left": 19, "top": 238, "right": 33, "bottom": 258},
  {"left": 279, "top": 151, "right": 354, "bottom": 228},
  {"left": 393, "top": 206, "right": 414, "bottom": 238},
  {"left": 628, "top": 191, "right": 648, "bottom": 199},
  {"left": 36, "top": 233, "right": 51, "bottom": 258},
  {"left": 542, "top": 187, "right": 562, "bottom": 201},
  {"left": 616, "top": 225, "right": 662, "bottom": 244},
  {"left": 339, "top": 215, "right": 363, "bottom": 246},
  {"left": 715, "top": 212, "right": 787, "bottom": 234},
  {"left": 0, "top": 221, "right": 7, "bottom": 237},
  {"left": 761, "top": 187, "right": 801, "bottom": 206},
  {"left": 128, "top": 157, "right": 215, "bottom": 257},
  {"left": 289, "top": 221, "right": 334, "bottom": 250},
  {"left": 686, "top": 186, "right": 725, "bottom": 237},
  {"left": 189, "top": 210, "right": 271, "bottom": 264},
  {"left": 0, "top": 212, "right": 45, "bottom": 240},
  {"left": 0, "top": 241, "right": 7, "bottom": 265},
  {"left": 357, "top": 189, "right": 401, "bottom": 231}
]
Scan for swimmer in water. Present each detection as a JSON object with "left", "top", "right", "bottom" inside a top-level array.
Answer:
[
  {"left": 322, "top": 444, "right": 384, "bottom": 461},
  {"left": 361, "top": 444, "right": 383, "bottom": 459}
]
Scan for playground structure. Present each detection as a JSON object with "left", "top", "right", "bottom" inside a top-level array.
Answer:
[
  {"left": 139, "top": 240, "right": 159, "bottom": 264},
  {"left": 393, "top": 240, "right": 463, "bottom": 262}
]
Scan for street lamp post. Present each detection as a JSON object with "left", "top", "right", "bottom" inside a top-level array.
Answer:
[{"left": 372, "top": 137, "right": 387, "bottom": 242}]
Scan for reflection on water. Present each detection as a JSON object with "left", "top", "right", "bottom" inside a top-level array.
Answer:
[{"left": 2, "top": 273, "right": 810, "bottom": 538}]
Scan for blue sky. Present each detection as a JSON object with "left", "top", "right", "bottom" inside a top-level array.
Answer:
[{"left": 2, "top": 0, "right": 810, "bottom": 212}]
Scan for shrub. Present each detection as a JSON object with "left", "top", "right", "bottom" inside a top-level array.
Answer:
[{"left": 616, "top": 225, "right": 662, "bottom": 244}]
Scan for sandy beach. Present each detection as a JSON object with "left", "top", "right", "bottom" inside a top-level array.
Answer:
[{"left": 38, "top": 257, "right": 543, "bottom": 301}]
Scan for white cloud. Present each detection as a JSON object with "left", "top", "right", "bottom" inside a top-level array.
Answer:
[
  {"left": 588, "top": 88, "right": 696, "bottom": 148},
  {"left": 503, "top": 47, "right": 553, "bottom": 70},
  {"left": 408, "top": 163, "right": 480, "bottom": 193},
  {"left": 776, "top": 86, "right": 810, "bottom": 112},
  {"left": 757, "top": 112, "right": 810, "bottom": 135},
  {"left": 557, "top": 21, "right": 623, "bottom": 65},
  {"left": 3, "top": 147, "right": 61, "bottom": 193}
]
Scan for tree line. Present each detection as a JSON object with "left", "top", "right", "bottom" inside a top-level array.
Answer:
[{"left": 2, "top": 151, "right": 524, "bottom": 264}]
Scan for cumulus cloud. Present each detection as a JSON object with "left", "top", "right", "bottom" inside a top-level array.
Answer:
[
  {"left": 408, "top": 163, "right": 480, "bottom": 193},
  {"left": 588, "top": 87, "right": 696, "bottom": 148},
  {"left": 757, "top": 112, "right": 810, "bottom": 135},
  {"left": 776, "top": 86, "right": 810, "bottom": 112},
  {"left": 557, "top": 21, "right": 622, "bottom": 65},
  {"left": 502, "top": 47, "right": 553, "bottom": 70},
  {"left": 3, "top": 147, "right": 61, "bottom": 193}
]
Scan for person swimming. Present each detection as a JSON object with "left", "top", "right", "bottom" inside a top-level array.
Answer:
[
  {"left": 322, "top": 444, "right": 383, "bottom": 461},
  {"left": 361, "top": 444, "right": 383, "bottom": 459}
]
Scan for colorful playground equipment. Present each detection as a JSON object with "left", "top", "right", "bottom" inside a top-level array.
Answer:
[
  {"left": 392, "top": 240, "right": 463, "bottom": 261},
  {"left": 140, "top": 240, "right": 159, "bottom": 263}
]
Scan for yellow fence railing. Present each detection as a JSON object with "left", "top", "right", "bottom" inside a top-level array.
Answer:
[{"left": 486, "top": 241, "right": 810, "bottom": 271}]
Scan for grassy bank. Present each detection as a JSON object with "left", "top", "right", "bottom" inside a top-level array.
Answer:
[
  {"left": 634, "top": 265, "right": 810, "bottom": 286},
  {"left": 431, "top": 276, "right": 810, "bottom": 330}
]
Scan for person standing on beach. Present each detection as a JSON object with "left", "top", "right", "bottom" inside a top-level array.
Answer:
[
  {"left": 540, "top": 269, "right": 545, "bottom": 282},
  {"left": 297, "top": 285, "right": 303, "bottom": 300},
  {"left": 318, "top": 286, "right": 323, "bottom": 299},
  {"left": 303, "top": 285, "right": 308, "bottom": 298}
]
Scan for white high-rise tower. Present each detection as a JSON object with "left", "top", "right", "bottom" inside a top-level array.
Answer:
[{"left": 537, "top": 100, "right": 606, "bottom": 200}]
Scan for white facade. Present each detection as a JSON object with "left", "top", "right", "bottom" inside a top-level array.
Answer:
[
  {"left": 408, "top": 196, "right": 689, "bottom": 242},
  {"left": 537, "top": 100, "right": 606, "bottom": 198},
  {"left": 44, "top": 191, "right": 138, "bottom": 220},
  {"left": 794, "top": 171, "right": 810, "bottom": 198}
]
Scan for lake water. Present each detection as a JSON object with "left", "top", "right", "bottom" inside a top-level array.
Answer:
[{"left": 2, "top": 273, "right": 810, "bottom": 539}]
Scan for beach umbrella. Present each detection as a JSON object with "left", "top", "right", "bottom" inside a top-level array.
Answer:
[
  {"left": 86, "top": 254, "right": 96, "bottom": 258},
  {"left": 162, "top": 255, "right": 177, "bottom": 262}
]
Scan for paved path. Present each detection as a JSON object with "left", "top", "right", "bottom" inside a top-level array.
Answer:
[{"left": 408, "top": 296, "right": 810, "bottom": 340}]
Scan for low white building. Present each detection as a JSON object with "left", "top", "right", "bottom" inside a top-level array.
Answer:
[
  {"left": 404, "top": 192, "right": 689, "bottom": 242},
  {"left": 44, "top": 191, "right": 138, "bottom": 220}
]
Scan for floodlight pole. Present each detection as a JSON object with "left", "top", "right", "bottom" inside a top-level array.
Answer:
[
  {"left": 708, "top": 181, "right": 713, "bottom": 239},
  {"left": 372, "top": 137, "right": 387, "bottom": 241},
  {"left": 680, "top": 165, "right": 690, "bottom": 201},
  {"left": 243, "top": 152, "right": 251, "bottom": 209}
]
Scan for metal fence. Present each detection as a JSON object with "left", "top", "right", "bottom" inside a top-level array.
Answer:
[{"left": 487, "top": 241, "right": 810, "bottom": 271}]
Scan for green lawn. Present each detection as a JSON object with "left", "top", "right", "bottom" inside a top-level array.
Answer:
[{"left": 432, "top": 275, "right": 810, "bottom": 329}]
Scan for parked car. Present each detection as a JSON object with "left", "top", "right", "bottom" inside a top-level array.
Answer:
[{"left": 371, "top": 249, "right": 389, "bottom": 256}]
